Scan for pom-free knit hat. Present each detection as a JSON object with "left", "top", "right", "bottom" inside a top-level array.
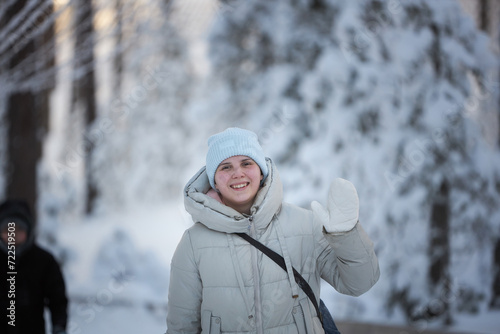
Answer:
[
  {"left": 0, "top": 199, "right": 34, "bottom": 254},
  {"left": 206, "top": 127, "right": 268, "bottom": 189},
  {"left": 0, "top": 199, "right": 33, "bottom": 231},
  {"left": 0, "top": 218, "right": 28, "bottom": 232}
]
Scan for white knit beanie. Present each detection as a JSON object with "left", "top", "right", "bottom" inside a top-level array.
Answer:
[{"left": 206, "top": 127, "right": 268, "bottom": 189}]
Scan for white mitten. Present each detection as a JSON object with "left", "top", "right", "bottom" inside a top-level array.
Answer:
[{"left": 311, "top": 178, "right": 359, "bottom": 233}]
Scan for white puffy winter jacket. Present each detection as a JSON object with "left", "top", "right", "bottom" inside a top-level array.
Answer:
[{"left": 167, "top": 159, "right": 379, "bottom": 334}]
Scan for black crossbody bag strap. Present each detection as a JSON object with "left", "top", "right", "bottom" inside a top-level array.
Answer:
[{"left": 235, "top": 233, "right": 323, "bottom": 323}]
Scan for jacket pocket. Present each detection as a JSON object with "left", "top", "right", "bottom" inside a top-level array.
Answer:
[
  {"left": 201, "top": 310, "right": 221, "bottom": 334},
  {"left": 292, "top": 297, "right": 318, "bottom": 334}
]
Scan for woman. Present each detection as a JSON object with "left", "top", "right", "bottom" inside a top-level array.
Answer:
[{"left": 166, "top": 127, "right": 380, "bottom": 334}]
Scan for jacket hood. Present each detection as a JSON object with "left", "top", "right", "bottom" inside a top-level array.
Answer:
[
  {"left": 0, "top": 199, "right": 36, "bottom": 255},
  {"left": 184, "top": 158, "right": 283, "bottom": 234}
]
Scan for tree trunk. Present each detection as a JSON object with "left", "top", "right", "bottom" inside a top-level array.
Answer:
[
  {"left": 479, "top": 0, "right": 489, "bottom": 32},
  {"left": 428, "top": 181, "right": 451, "bottom": 324},
  {"left": 6, "top": 93, "right": 40, "bottom": 214},
  {"left": 498, "top": 1, "right": 500, "bottom": 150},
  {"left": 71, "top": 0, "right": 98, "bottom": 214},
  {"left": 491, "top": 238, "right": 500, "bottom": 308},
  {"left": 2, "top": 1, "right": 54, "bottom": 220},
  {"left": 114, "top": 0, "right": 124, "bottom": 95}
]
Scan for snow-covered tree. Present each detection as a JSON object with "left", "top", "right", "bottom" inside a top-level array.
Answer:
[
  {"left": 199, "top": 0, "right": 500, "bottom": 327},
  {"left": 90, "top": 0, "right": 196, "bottom": 212}
]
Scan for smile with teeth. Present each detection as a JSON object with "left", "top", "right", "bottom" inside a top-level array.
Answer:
[{"left": 231, "top": 182, "right": 249, "bottom": 189}]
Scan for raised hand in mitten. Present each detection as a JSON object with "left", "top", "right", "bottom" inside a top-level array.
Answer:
[{"left": 311, "top": 178, "right": 359, "bottom": 233}]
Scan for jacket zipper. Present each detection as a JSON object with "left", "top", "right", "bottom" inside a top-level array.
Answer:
[{"left": 248, "top": 216, "right": 264, "bottom": 334}]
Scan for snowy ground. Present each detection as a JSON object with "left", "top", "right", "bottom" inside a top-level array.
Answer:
[
  {"left": 44, "top": 202, "right": 189, "bottom": 334},
  {"left": 45, "top": 203, "right": 500, "bottom": 334}
]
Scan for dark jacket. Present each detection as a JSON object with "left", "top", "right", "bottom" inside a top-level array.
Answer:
[{"left": 0, "top": 200, "right": 68, "bottom": 334}]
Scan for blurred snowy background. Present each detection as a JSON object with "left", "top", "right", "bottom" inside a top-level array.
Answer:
[{"left": 1, "top": 0, "right": 500, "bottom": 333}]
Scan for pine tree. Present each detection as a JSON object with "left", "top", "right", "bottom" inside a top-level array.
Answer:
[
  {"left": 203, "top": 0, "right": 500, "bottom": 325},
  {"left": 91, "top": 0, "right": 195, "bottom": 211}
]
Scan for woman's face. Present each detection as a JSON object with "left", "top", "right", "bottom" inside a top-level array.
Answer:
[{"left": 214, "top": 155, "right": 263, "bottom": 214}]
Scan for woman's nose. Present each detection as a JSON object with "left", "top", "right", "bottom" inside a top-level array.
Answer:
[{"left": 232, "top": 166, "right": 244, "bottom": 177}]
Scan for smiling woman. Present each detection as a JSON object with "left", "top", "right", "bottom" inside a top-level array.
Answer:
[{"left": 166, "top": 127, "right": 380, "bottom": 334}]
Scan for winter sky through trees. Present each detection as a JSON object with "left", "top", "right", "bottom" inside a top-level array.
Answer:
[{"left": 1, "top": 0, "right": 500, "bottom": 333}]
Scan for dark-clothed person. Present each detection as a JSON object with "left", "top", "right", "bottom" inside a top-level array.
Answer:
[{"left": 0, "top": 199, "right": 68, "bottom": 334}]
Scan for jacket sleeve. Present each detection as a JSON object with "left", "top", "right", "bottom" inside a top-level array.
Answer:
[
  {"left": 316, "top": 222, "right": 380, "bottom": 297},
  {"left": 167, "top": 229, "right": 202, "bottom": 334},
  {"left": 44, "top": 254, "right": 68, "bottom": 333}
]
